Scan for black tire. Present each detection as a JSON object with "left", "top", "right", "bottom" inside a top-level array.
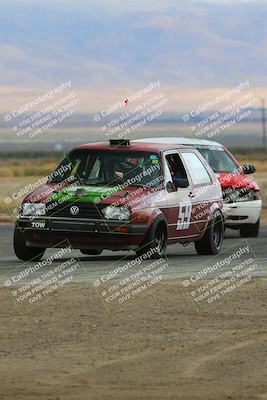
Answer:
[
  {"left": 80, "top": 249, "right": 103, "bottom": 256},
  {"left": 136, "top": 215, "right": 168, "bottom": 259},
  {"left": 13, "top": 227, "right": 45, "bottom": 261},
  {"left": 240, "top": 219, "right": 260, "bottom": 238},
  {"left": 194, "top": 211, "right": 224, "bottom": 255}
]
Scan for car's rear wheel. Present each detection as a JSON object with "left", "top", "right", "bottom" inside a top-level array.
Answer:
[
  {"left": 136, "top": 216, "right": 168, "bottom": 259},
  {"left": 13, "top": 226, "right": 45, "bottom": 261},
  {"left": 194, "top": 211, "right": 224, "bottom": 255},
  {"left": 240, "top": 219, "right": 260, "bottom": 238},
  {"left": 80, "top": 249, "right": 103, "bottom": 256}
]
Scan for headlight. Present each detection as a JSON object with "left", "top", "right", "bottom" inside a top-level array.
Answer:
[
  {"left": 103, "top": 205, "right": 130, "bottom": 221},
  {"left": 21, "top": 203, "right": 46, "bottom": 217}
]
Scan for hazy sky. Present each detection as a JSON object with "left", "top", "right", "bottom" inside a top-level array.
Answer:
[{"left": 0, "top": 0, "right": 266, "bottom": 111}]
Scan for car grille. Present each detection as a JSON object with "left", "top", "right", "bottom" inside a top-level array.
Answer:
[{"left": 46, "top": 202, "right": 105, "bottom": 219}]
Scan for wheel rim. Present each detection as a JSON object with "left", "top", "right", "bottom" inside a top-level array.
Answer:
[
  {"left": 213, "top": 217, "right": 223, "bottom": 249},
  {"left": 155, "top": 226, "right": 167, "bottom": 253}
]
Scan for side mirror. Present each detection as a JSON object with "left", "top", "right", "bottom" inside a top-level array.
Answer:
[
  {"left": 166, "top": 181, "right": 175, "bottom": 192},
  {"left": 242, "top": 164, "right": 256, "bottom": 174},
  {"left": 173, "top": 177, "right": 189, "bottom": 188}
]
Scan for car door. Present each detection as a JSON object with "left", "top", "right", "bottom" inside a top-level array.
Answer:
[
  {"left": 163, "top": 150, "right": 199, "bottom": 240},
  {"left": 180, "top": 150, "right": 217, "bottom": 236}
]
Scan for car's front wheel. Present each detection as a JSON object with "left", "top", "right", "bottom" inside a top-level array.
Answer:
[
  {"left": 240, "top": 219, "right": 260, "bottom": 238},
  {"left": 136, "top": 216, "right": 168, "bottom": 259},
  {"left": 13, "top": 226, "right": 45, "bottom": 261},
  {"left": 194, "top": 211, "right": 224, "bottom": 255}
]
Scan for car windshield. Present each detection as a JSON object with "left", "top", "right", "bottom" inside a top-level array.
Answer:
[
  {"left": 49, "top": 149, "right": 162, "bottom": 187},
  {"left": 193, "top": 146, "right": 239, "bottom": 173}
]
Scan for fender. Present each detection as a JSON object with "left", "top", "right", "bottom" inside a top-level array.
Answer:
[
  {"left": 209, "top": 201, "right": 223, "bottom": 219},
  {"left": 144, "top": 210, "right": 169, "bottom": 240},
  {"left": 197, "top": 201, "right": 223, "bottom": 239}
]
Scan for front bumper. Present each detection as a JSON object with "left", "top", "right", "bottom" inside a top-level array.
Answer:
[
  {"left": 223, "top": 199, "right": 262, "bottom": 226},
  {"left": 16, "top": 217, "right": 148, "bottom": 251}
]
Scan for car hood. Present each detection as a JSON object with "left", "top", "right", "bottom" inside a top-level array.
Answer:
[
  {"left": 24, "top": 183, "right": 158, "bottom": 207},
  {"left": 217, "top": 172, "right": 260, "bottom": 191}
]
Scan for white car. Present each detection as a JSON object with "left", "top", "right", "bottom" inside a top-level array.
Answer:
[{"left": 135, "top": 137, "right": 262, "bottom": 237}]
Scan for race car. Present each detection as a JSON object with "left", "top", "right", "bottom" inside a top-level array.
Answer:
[
  {"left": 14, "top": 139, "right": 224, "bottom": 261},
  {"left": 136, "top": 138, "right": 262, "bottom": 237}
]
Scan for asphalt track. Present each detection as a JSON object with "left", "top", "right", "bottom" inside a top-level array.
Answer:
[{"left": 0, "top": 224, "right": 266, "bottom": 287}]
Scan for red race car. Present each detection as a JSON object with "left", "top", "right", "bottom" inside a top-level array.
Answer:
[{"left": 14, "top": 139, "right": 224, "bottom": 260}]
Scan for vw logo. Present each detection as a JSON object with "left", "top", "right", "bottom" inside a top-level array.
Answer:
[{"left": 70, "top": 205, "right": 80, "bottom": 216}]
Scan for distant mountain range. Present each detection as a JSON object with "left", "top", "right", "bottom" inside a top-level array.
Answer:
[
  {"left": 0, "top": 0, "right": 267, "bottom": 94},
  {"left": 0, "top": 109, "right": 265, "bottom": 152},
  {"left": 0, "top": 109, "right": 264, "bottom": 129}
]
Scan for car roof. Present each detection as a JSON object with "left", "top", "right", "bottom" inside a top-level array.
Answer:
[
  {"left": 76, "top": 141, "right": 189, "bottom": 152},
  {"left": 133, "top": 137, "right": 223, "bottom": 147}
]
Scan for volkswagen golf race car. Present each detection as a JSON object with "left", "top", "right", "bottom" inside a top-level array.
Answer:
[
  {"left": 137, "top": 138, "right": 262, "bottom": 237},
  {"left": 14, "top": 139, "right": 224, "bottom": 261}
]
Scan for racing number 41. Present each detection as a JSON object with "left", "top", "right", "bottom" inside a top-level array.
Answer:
[{"left": 176, "top": 202, "right": 192, "bottom": 230}]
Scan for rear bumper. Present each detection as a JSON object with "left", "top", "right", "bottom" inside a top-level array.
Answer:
[
  {"left": 16, "top": 217, "right": 148, "bottom": 251},
  {"left": 223, "top": 199, "right": 262, "bottom": 226}
]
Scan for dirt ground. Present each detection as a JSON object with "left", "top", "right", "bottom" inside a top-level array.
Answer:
[{"left": 0, "top": 280, "right": 267, "bottom": 400}]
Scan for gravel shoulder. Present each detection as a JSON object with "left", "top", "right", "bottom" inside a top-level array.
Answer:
[{"left": 0, "top": 280, "right": 267, "bottom": 400}]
